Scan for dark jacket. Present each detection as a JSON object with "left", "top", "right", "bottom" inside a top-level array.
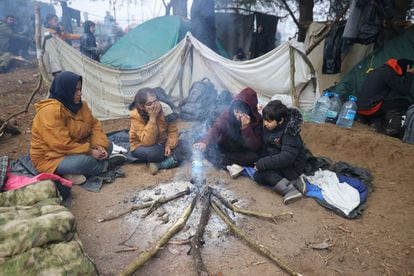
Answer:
[
  {"left": 249, "top": 32, "right": 268, "bottom": 58},
  {"left": 256, "top": 108, "right": 306, "bottom": 180},
  {"left": 357, "top": 59, "right": 413, "bottom": 110},
  {"left": 200, "top": 87, "right": 262, "bottom": 152},
  {"left": 0, "top": 22, "right": 29, "bottom": 54},
  {"left": 80, "top": 21, "right": 100, "bottom": 61}
]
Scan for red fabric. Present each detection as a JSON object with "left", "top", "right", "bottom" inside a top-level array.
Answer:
[
  {"left": 4, "top": 172, "right": 72, "bottom": 191},
  {"left": 385, "top": 58, "right": 403, "bottom": 76},
  {"left": 357, "top": 101, "right": 383, "bottom": 116}
]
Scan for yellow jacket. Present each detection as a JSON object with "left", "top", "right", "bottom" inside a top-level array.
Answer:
[
  {"left": 30, "top": 99, "right": 109, "bottom": 173},
  {"left": 129, "top": 109, "right": 178, "bottom": 152}
]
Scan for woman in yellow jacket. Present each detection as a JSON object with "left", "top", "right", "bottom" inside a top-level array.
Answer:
[
  {"left": 129, "top": 87, "right": 185, "bottom": 174},
  {"left": 30, "top": 71, "right": 125, "bottom": 183}
]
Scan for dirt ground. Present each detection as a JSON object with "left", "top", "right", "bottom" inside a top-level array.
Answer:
[{"left": 1, "top": 66, "right": 414, "bottom": 276}]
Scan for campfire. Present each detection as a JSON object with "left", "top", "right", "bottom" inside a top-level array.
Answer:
[{"left": 98, "top": 156, "right": 301, "bottom": 276}]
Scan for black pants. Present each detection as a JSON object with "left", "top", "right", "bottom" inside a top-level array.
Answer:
[
  {"left": 205, "top": 144, "right": 259, "bottom": 168},
  {"left": 131, "top": 140, "right": 188, "bottom": 163}
]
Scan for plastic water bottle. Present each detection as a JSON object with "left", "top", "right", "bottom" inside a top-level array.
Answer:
[
  {"left": 311, "top": 91, "right": 332, "bottom": 124},
  {"left": 336, "top": 95, "right": 358, "bottom": 128},
  {"left": 191, "top": 148, "right": 204, "bottom": 185},
  {"left": 326, "top": 93, "right": 342, "bottom": 123}
]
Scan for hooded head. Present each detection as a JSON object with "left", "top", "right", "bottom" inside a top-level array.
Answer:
[
  {"left": 83, "top": 20, "right": 95, "bottom": 34},
  {"left": 229, "top": 87, "right": 261, "bottom": 126},
  {"left": 49, "top": 71, "right": 83, "bottom": 113}
]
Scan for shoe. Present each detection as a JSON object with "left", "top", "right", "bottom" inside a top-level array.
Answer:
[
  {"left": 283, "top": 184, "right": 303, "bottom": 205},
  {"left": 62, "top": 174, "right": 86, "bottom": 185},
  {"left": 272, "top": 178, "right": 290, "bottom": 195},
  {"left": 226, "top": 164, "right": 244, "bottom": 179},
  {"left": 149, "top": 156, "right": 178, "bottom": 175},
  {"left": 291, "top": 175, "right": 307, "bottom": 195},
  {"left": 107, "top": 154, "right": 127, "bottom": 170}
]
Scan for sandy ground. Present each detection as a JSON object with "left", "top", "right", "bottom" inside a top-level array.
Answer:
[{"left": 1, "top": 66, "right": 414, "bottom": 276}]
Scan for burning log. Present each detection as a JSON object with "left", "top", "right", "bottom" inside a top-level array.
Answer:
[
  {"left": 211, "top": 188, "right": 293, "bottom": 224},
  {"left": 97, "top": 188, "right": 191, "bottom": 223},
  {"left": 190, "top": 188, "right": 211, "bottom": 276},
  {"left": 119, "top": 194, "right": 199, "bottom": 276},
  {"left": 211, "top": 201, "right": 302, "bottom": 276}
]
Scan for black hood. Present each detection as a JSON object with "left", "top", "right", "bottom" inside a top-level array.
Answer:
[{"left": 49, "top": 71, "right": 82, "bottom": 113}]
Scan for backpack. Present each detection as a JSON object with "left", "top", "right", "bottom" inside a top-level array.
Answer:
[
  {"left": 179, "top": 78, "right": 218, "bottom": 121},
  {"left": 384, "top": 109, "right": 406, "bottom": 138}
]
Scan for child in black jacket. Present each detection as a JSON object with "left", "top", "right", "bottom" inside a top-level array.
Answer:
[{"left": 253, "top": 100, "right": 307, "bottom": 204}]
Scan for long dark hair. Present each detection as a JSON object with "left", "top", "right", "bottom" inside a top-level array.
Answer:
[{"left": 129, "top": 87, "right": 156, "bottom": 123}]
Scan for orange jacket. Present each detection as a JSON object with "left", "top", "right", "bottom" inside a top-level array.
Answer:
[
  {"left": 30, "top": 99, "right": 109, "bottom": 173},
  {"left": 129, "top": 109, "right": 178, "bottom": 152}
]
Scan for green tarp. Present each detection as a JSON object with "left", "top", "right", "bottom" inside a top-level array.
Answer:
[
  {"left": 335, "top": 27, "right": 414, "bottom": 98},
  {"left": 101, "top": 16, "right": 190, "bottom": 69}
]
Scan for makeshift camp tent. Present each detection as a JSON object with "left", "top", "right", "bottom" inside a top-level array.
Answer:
[
  {"left": 334, "top": 26, "right": 414, "bottom": 98},
  {"left": 101, "top": 16, "right": 190, "bottom": 69},
  {"left": 43, "top": 31, "right": 318, "bottom": 120}
]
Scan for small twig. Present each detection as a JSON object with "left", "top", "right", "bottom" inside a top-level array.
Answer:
[
  {"left": 338, "top": 225, "right": 351, "bottom": 234},
  {"left": 211, "top": 201, "right": 302, "bottom": 276},
  {"left": 115, "top": 247, "right": 139, "bottom": 253},
  {"left": 142, "top": 188, "right": 191, "bottom": 218},
  {"left": 211, "top": 189, "right": 293, "bottom": 224},
  {"left": 119, "top": 194, "right": 199, "bottom": 276},
  {"left": 168, "top": 238, "right": 192, "bottom": 245},
  {"left": 119, "top": 225, "right": 140, "bottom": 246},
  {"left": 98, "top": 188, "right": 190, "bottom": 222},
  {"left": 0, "top": 75, "right": 42, "bottom": 135}
]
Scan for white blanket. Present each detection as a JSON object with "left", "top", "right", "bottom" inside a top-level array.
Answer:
[{"left": 306, "top": 170, "right": 360, "bottom": 215}]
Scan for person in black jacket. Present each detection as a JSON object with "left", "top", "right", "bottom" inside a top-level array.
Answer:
[
  {"left": 249, "top": 24, "right": 269, "bottom": 59},
  {"left": 80, "top": 20, "right": 101, "bottom": 62},
  {"left": 357, "top": 58, "right": 414, "bottom": 131},
  {"left": 253, "top": 100, "right": 306, "bottom": 204}
]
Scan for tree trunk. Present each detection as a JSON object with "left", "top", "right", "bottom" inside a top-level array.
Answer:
[
  {"left": 172, "top": 0, "right": 188, "bottom": 17},
  {"left": 297, "top": 0, "right": 314, "bottom": 42}
]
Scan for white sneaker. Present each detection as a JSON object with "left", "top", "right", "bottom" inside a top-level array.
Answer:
[
  {"left": 226, "top": 164, "right": 244, "bottom": 179},
  {"left": 62, "top": 174, "right": 86, "bottom": 185}
]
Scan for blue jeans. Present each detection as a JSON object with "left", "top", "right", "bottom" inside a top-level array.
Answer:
[{"left": 55, "top": 143, "right": 113, "bottom": 176}]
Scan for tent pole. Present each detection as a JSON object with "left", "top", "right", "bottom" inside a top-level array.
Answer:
[
  {"left": 34, "top": 3, "right": 51, "bottom": 86},
  {"left": 289, "top": 45, "right": 298, "bottom": 107}
]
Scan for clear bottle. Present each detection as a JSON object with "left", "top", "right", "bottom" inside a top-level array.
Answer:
[
  {"left": 311, "top": 91, "right": 332, "bottom": 124},
  {"left": 191, "top": 148, "right": 204, "bottom": 185},
  {"left": 336, "top": 95, "right": 358, "bottom": 128},
  {"left": 326, "top": 93, "right": 342, "bottom": 123}
]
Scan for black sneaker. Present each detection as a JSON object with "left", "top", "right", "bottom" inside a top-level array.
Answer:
[{"left": 107, "top": 154, "right": 127, "bottom": 170}]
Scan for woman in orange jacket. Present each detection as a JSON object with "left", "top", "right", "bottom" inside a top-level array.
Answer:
[
  {"left": 30, "top": 71, "right": 125, "bottom": 184},
  {"left": 129, "top": 87, "right": 186, "bottom": 175}
]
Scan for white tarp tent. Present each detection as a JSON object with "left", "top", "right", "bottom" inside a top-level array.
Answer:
[{"left": 43, "top": 33, "right": 318, "bottom": 120}]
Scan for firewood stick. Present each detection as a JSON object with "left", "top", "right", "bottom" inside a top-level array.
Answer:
[
  {"left": 191, "top": 190, "right": 211, "bottom": 275},
  {"left": 211, "top": 201, "right": 302, "bottom": 276},
  {"left": 119, "top": 195, "right": 199, "bottom": 276},
  {"left": 211, "top": 189, "right": 293, "bottom": 223},
  {"left": 98, "top": 188, "right": 190, "bottom": 222}
]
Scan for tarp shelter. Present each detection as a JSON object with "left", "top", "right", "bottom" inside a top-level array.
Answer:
[
  {"left": 43, "top": 31, "right": 318, "bottom": 120},
  {"left": 334, "top": 26, "right": 414, "bottom": 98},
  {"left": 101, "top": 16, "right": 191, "bottom": 69}
]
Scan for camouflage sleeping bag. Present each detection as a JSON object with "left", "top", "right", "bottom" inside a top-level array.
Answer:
[{"left": 0, "top": 180, "right": 97, "bottom": 275}]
